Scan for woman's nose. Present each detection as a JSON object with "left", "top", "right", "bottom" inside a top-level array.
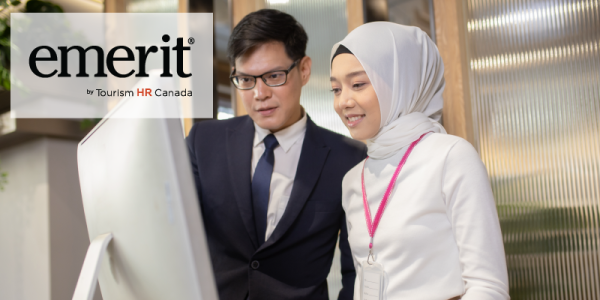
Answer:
[{"left": 338, "top": 92, "right": 355, "bottom": 110}]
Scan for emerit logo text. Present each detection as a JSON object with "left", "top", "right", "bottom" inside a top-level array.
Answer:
[{"left": 28, "top": 34, "right": 192, "bottom": 78}]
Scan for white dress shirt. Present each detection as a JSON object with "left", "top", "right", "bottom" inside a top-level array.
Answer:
[
  {"left": 251, "top": 112, "right": 307, "bottom": 241},
  {"left": 342, "top": 133, "right": 509, "bottom": 300}
]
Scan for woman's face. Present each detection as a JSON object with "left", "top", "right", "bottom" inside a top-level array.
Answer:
[{"left": 331, "top": 53, "right": 381, "bottom": 140}]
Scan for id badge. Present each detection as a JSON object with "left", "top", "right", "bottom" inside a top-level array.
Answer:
[{"left": 361, "top": 260, "right": 384, "bottom": 300}]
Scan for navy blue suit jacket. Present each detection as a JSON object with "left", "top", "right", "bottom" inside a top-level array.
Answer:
[{"left": 186, "top": 115, "right": 367, "bottom": 300}]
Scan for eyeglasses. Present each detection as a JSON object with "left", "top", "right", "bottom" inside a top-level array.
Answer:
[{"left": 230, "top": 59, "right": 300, "bottom": 90}]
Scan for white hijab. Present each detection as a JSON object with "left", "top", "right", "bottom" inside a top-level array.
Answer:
[{"left": 330, "top": 22, "right": 447, "bottom": 159}]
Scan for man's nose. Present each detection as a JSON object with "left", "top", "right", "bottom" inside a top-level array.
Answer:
[{"left": 254, "top": 78, "right": 272, "bottom": 101}]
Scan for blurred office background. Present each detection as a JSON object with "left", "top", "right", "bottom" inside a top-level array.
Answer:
[{"left": 0, "top": 0, "right": 598, "bottom": 299}]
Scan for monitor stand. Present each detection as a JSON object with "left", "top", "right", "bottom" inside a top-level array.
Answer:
[{"left": 72, "top": 233, "right": 114, "bottom": 300}]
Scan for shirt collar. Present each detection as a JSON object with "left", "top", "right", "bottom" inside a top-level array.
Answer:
[{"left": 253, "top": 108, "right": 307, "bottom": 153}]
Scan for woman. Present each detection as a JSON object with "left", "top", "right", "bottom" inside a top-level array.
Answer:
[{"left": 330, "top": 22, "right": 509, "bottom": 300}]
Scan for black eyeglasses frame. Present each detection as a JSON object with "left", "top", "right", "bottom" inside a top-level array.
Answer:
[{"left": 229, "top": 59, "right": 301, "bottom": 90}]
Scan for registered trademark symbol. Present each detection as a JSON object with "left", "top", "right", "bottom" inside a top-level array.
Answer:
[{"left": 188, "top": 37, "right": 195, "bottom": 45}]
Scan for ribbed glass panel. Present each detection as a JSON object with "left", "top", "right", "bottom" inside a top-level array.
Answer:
[
  {"left": 265, "top": 0, "right": 350, "bottom": 136},
  {"left": 263, "top": 2, "right": 349, "bottom": 297},
  {"left": 465, "top": 1, "right": 600, "bottom": 299}
]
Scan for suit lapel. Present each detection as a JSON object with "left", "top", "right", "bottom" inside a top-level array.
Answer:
[
  {"left": 226, "top": 116, "right": 259, "bottom": 249},
  {"left": 259, "top": 117, "right": 330, "bottom": 250}
]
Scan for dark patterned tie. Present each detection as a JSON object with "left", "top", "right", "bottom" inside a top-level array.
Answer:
[{"left": 252, "top": 134, "right": 279, "bottom": 246}]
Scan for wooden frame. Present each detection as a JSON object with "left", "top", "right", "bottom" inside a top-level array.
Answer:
[
  {"left": 231, "top": 0, "right": 265, "bottom": 117},
  {"left": 104, "top": 0, "right": 125, "bottom": 12},
  {"left": 347, "top": 0, "right": 364, "bottom": 32},
  {"left": 432, "top": 0, "right": 474, "bottom": 145}
]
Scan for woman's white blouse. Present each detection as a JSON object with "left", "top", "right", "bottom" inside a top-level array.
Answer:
[{"left": 342, "top": 133, "right": 510, "bottom": 300}]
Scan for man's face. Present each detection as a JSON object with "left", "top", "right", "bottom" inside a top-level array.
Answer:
[{"left": 234, "top": 41, "right": 311, "bottom": 132}]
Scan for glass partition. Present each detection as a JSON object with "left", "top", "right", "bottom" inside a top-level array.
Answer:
[
  {"left": 265, "top": 0, "right": 350, "bottom": 136},
  {"left": 464, "top": 1, "right": 600, "bottom": 299}
]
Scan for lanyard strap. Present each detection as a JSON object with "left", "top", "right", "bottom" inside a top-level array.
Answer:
[{"left": 361, "top": 132, "right": 430, "bottom": 251}]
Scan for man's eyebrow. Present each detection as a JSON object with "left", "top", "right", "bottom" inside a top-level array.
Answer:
[
  {"left": 235, "top": 66, "right": 288, "bottom": 76},
  {"left": 330, "top": 70, "right": 367, "bottom": 81}
]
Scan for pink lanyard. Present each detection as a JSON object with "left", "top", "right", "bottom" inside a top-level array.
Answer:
[{"left": 361, "top": 132, "right": 430, "bottom": 256}]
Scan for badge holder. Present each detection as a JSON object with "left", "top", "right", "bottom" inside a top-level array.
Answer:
[
  {"left": 358, "top": 133, "right": 429, "bottom": 300},
  {"left": 361, "top": 250, "right": 384, "bottom": 300}
]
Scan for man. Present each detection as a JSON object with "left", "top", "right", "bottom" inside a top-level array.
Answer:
[{"left": 186, "top": 9, "right": 366, "bottom": 300}]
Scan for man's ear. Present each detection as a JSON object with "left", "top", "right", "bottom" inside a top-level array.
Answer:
[{"left": 299, "top": 56, "right": 312, "bottom": 86}]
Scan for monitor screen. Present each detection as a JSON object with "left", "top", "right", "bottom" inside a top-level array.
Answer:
[{"left": 77, "top": 84, "right": 217, "bottom": 300}]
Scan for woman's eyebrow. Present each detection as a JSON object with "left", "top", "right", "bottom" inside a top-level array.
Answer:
[
  {"left": 346, "top": 70, "right": 366, "bottom": 78},
  {"left": 330, "top": 70, "right": 367, "bottom": 82}
]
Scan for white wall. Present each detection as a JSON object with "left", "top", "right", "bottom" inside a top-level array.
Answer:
[
  {"left": 0, "top": 138, "right": 99, "bottom": 300},
  {"left": 0, "top": 138, "right": 51, "bottom": 300}
]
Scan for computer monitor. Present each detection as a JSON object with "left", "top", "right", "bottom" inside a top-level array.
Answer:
[{"left": 76, "top": 82, "right": 217, "bottom": 300}]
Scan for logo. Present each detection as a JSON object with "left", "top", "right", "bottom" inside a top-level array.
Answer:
[
  {"left": 11, "top": 13, "right": 213, "bottom": 119},
  {"left": 29, "top": 34, "right": 192, "bottom": 78}
]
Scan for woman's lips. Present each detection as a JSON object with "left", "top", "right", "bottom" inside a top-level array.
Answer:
[
  {"left": 258, "top": 107, "right": 277, "bottom": 116},
  {"left": 346, "top": 114, "right": 365, "bottom": 127}
]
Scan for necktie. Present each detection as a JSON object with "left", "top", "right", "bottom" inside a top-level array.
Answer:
[{"left": 252, "top": 134, "right": 279, "bottom": 246}]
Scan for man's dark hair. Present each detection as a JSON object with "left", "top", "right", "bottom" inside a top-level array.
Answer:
[{"left": 227, "top": 9, "right": 308, "bottom": 66}]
